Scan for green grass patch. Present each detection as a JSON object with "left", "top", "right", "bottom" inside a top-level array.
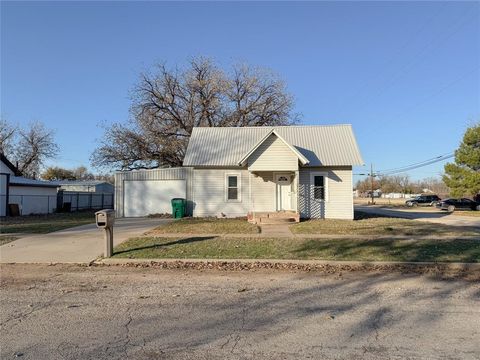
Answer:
[
  {"left": 0, "top": 212, "right": 95, "bottom": 234},
  {"left": 113, "top": 236, "right": 480, "bottom": 263},
  {"left": 0, "top": 235, "right": 18, "bottom": 246},
  {"left": 290, "top": 213, "right": 479, "bottom": 236},
  {"left": 149, "top": 217, "right": 260, "bottom": 235}
]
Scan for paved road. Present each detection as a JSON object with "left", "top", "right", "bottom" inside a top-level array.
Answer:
[
  {"left": 356, "top": 205, "right": 480, "bottom": 228},
  {"left": 0, "top": 218, "right": 171, "bottom": 264},
  {"left": 1, "top": 264, "right": 479, "bottom": 360}
]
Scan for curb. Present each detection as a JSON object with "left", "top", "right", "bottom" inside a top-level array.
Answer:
[{"left": 95, "top": 258, "right": 480, "bottom": 277}]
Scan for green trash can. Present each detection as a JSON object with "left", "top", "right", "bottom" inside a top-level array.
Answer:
[{"left": 171, "top": 198, "right": 186, "bottom": 219}]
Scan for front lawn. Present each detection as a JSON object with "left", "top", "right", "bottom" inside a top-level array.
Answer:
[
  {"left": 0, "top": 211, "right": 95, "bottom": 234},
  {"left": 148, "top": 217, "right": 260, "bottom": 235},
  {"left": 113, "top": 236, "right": 480, "bottom": 263},
  {"left": 290, "top": 213, "right": 479, "bottom": 236}
]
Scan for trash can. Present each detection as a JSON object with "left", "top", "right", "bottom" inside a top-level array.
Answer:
[{"left": 171, "top": 198, "right": 186, "bottom": 219}]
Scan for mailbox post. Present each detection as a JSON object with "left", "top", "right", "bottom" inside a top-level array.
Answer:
[{"left": 95, "top": 209, "right": 115, "bottom": 257}]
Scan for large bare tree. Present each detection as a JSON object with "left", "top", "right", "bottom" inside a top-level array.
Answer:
[
  {"left": 92, "top": 58, "right": 297, "bottom": 170},
  {"left": 0, "top": 120, "right": 59, "bottom": 178}
]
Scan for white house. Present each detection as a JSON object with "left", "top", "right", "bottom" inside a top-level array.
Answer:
[
  {"left": 0, "top": 154, "right": 58, "bottom": 216},
  {"left": 115, "top": 124, "right": 364, "bottom": 221}
]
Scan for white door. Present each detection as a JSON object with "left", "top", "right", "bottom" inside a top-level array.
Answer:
[
  {"left": 275, "top": 174, "right": 292, "bottom": 211},
  {"left": 124, "top": 180, "right": 186, "bottom": 217}
]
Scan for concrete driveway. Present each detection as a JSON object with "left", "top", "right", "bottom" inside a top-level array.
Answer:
[
  {"left": 1, "top": 264, "right": 479, "bottom": 360},
  {"left": 0, "top": 218, "right": 171, "bottom": 264},
  {"left": 356, "top": 205, "right": 480, "bottom": 228}
]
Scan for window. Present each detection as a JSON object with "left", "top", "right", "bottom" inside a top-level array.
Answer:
[
  {"left": 313, "top": 175, "right": 325, "bottom": 200},
  {"left": 226, "top": 174, "right": 240, "bottom": 201}
]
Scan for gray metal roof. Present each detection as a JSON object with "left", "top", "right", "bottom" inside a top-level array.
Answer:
[
  {"left": 10, "top": 176, "right": 59, "bottom": 188},
  {"left": 183, "top": 124, "right": 364, "bottom": 167},
  {"left": 53, "top": 180, "right": 111, "bottom": 186}
]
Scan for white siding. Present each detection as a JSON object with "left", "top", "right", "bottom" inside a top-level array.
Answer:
[
  {"left": 192, "top": 168, "right": 251, "bottom": 217},
  {"left": 0, "top": 161, "right": 15, "bottom": 175},
  {"left": 299, "top": 166, "right": 353, "bottom": 219},
  {"left": 9, "top": 186, "right": 57, "bottom": 215},
  {"left": 248, "top": 134, "right": 299, "bottom": 171},
  {"left": 250, "top": 172, "right": 276, "bottom": 212},
  {"left": 124, "top": 180, "right": 186, "bottom": 217},
  {"left": 115, "top": 167, "right": 193, "bottom": 217}
]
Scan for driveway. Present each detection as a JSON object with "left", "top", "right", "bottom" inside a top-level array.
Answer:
[
  {"left": 0, "top": 218, "right": 171, "bottom": 264},
  {"left": 1, "top": 264, "right": 479, "bottom": 360},
  {"left": 356, "top": 205, "right": 480, "bottom": 228}
]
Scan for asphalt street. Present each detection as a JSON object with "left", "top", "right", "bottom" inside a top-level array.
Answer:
[{"left": 1, "top": 264, "right": 479, "bottom": 360}]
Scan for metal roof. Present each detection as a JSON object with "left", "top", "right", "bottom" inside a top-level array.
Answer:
[
  {"left": 10, "top": 176, "right": 59, "bottom": 188},
  {"left": 183, "top": 124, "right": 364, "bottom": 167},
  {"left": 53, "top": 180, "right": 111, "bottom": 186}
]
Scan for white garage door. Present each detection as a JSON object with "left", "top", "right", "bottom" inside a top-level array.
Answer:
[{"left": 124, "top": 180, "right": 186, "bottom": 217}]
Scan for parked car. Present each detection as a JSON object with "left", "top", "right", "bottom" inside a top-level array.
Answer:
[
  {"left": 436, "top": 198, "right": 480, "bottom": 212},
  {"left": 405, "top": 195, "right": 441, "bottom": 207}
]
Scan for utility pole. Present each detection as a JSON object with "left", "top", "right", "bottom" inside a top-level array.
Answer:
[{"left": 370, "top": 163, "right": 375, "bottom": 205}]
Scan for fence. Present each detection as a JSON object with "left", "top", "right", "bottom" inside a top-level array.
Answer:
[
  {"left": 0, "top": 192, "right": 114, "bottom": 216},
  {"left": 59, "top": 192, "right": 114, "bottom": 212}
]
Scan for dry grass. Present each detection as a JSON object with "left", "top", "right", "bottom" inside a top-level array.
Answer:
[
  {"left": 354, "top": 198, "right": 408, "bottom": 207},
  {"left": 0, "top": 211, "right": 95, "bottom": 234},
  {"left": 149, "top": 217, "right": 260, "bottom": 235},
  {"left": 290, "top": 212, "right": 479, "bottom": 236},
  {"left": 113, "top": 236, "right": 480, "bottom": 263},
  {"left": 0, "top": 235, "right": 18, "bottom": 246},
  {"left": 452, "top": 211, "right": 480, "bottom": 218}
]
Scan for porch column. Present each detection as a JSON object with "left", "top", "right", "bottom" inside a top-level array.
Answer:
[{"left": 294, "top": 170, "right": 299, "bottom": 212}]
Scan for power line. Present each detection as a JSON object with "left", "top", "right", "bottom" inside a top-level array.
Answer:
[
  {"left": 354, "top": 152, "right": 455, "bottom": 177},
  {"left": 376, "top": 152, "right": 454, "bottom": 173},
  {"left": 379, "top": 154, "right": 454, "bottom": 176}
]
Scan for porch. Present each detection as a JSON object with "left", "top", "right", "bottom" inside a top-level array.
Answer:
[{"left": 246, "top": 171, "right": 300, "bottom": 224}]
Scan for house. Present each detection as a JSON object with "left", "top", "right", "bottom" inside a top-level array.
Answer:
[
  {"left": 54, "top": 180, "right": 114, "bottom": 193},
  {"left": 0, "top": 154, "right": 58, "bottom": 216},
  {"left": 115, "top": 124, "right": 363, "bottom": 221}
]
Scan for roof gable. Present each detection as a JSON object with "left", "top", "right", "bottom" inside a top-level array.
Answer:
[
  {"left": 0, "top": 154, "right": 21, "bottom": 175},
  {"left": 183, "top": 124, "right": 364, "bottom": 167},
  {"left": 238, "top": 129, "right": 309, "bottom": 166}
]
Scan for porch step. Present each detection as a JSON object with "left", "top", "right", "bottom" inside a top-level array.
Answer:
[
  {"left": 248, "top": 211, "right": 300, "bottom": 224},
  {"left": 258, "top": 217, "right": 297, "bottom": 224}
]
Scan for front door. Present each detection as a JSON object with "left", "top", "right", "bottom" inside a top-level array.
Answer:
[{"left": 275, "top": 174, "right": 292, "bottom": 211}]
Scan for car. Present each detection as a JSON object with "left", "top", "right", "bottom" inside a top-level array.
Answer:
[
  {"left": 436, "top": 198, "right": 480, "bottom": 212},
  {"left": 405, "top": 194, "right": 441, "bottom": 207}
]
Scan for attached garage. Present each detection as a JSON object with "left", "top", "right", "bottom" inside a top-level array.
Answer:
[{"left": 115, "top": 167, "right": 193, "bottom": 218}]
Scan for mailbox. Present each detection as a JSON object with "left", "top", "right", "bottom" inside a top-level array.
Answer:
[
  {"left": 95, "top": 209, "right": 115, "bottom": 258},
  {"left": 95, "top": 209, "right": 115, "bottom": 229}
]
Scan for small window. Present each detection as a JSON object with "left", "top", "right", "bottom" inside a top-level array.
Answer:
[
  {"left": 227, "top": 175, "right": 239, "bottom": 201},
  {"left": 313, "top": 175, "right": 325, "bottom": 200}
]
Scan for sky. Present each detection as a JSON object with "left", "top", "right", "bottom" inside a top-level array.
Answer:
[{"left": 1, "top": 1, "right": 479, "bottom": 182}]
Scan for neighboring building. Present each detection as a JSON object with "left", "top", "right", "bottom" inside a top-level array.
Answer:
[
  {"left": 116, "top": 125, "right": 364, "bottom": 221},
  {"left": 1, "top": 155, "right": 58, "bottom": 216},
  {"left": 54, "top": 180, "right": 114, "bottom": 193}
]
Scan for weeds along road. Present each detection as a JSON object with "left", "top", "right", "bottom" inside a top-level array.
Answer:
[{"left": 1, "top": 264, "right": 479, "bottom": 360}]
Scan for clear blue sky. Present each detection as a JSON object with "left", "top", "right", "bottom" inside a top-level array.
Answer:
[{"left": 2, "top": 1, "right": 479, "bottom": 182}]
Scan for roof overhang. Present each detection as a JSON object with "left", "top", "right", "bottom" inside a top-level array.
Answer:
[{"left": 237, "top": 129, "right": 309, "bottom": 166}]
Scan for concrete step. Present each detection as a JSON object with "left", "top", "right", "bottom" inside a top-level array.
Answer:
[{"left": 259, "top": 217, "right": 296, "bottom": 224}]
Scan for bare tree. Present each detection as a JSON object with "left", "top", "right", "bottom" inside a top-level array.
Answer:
[
  {"left": 0, "top": 119, "right": 17, "bottom": 154},
  {"left": 92, "top": 57, "right": 297, "bottom": 170},
  {"left": 2, "top": 121, "right": 59, "bottom": 178}
]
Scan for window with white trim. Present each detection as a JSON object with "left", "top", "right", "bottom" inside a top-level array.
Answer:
[
  {"left": 313, "top": 175, "right": 325, "bottom": 200},
  {"left": 226, "top": 174, "right": 240, "bottom": 201}
]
